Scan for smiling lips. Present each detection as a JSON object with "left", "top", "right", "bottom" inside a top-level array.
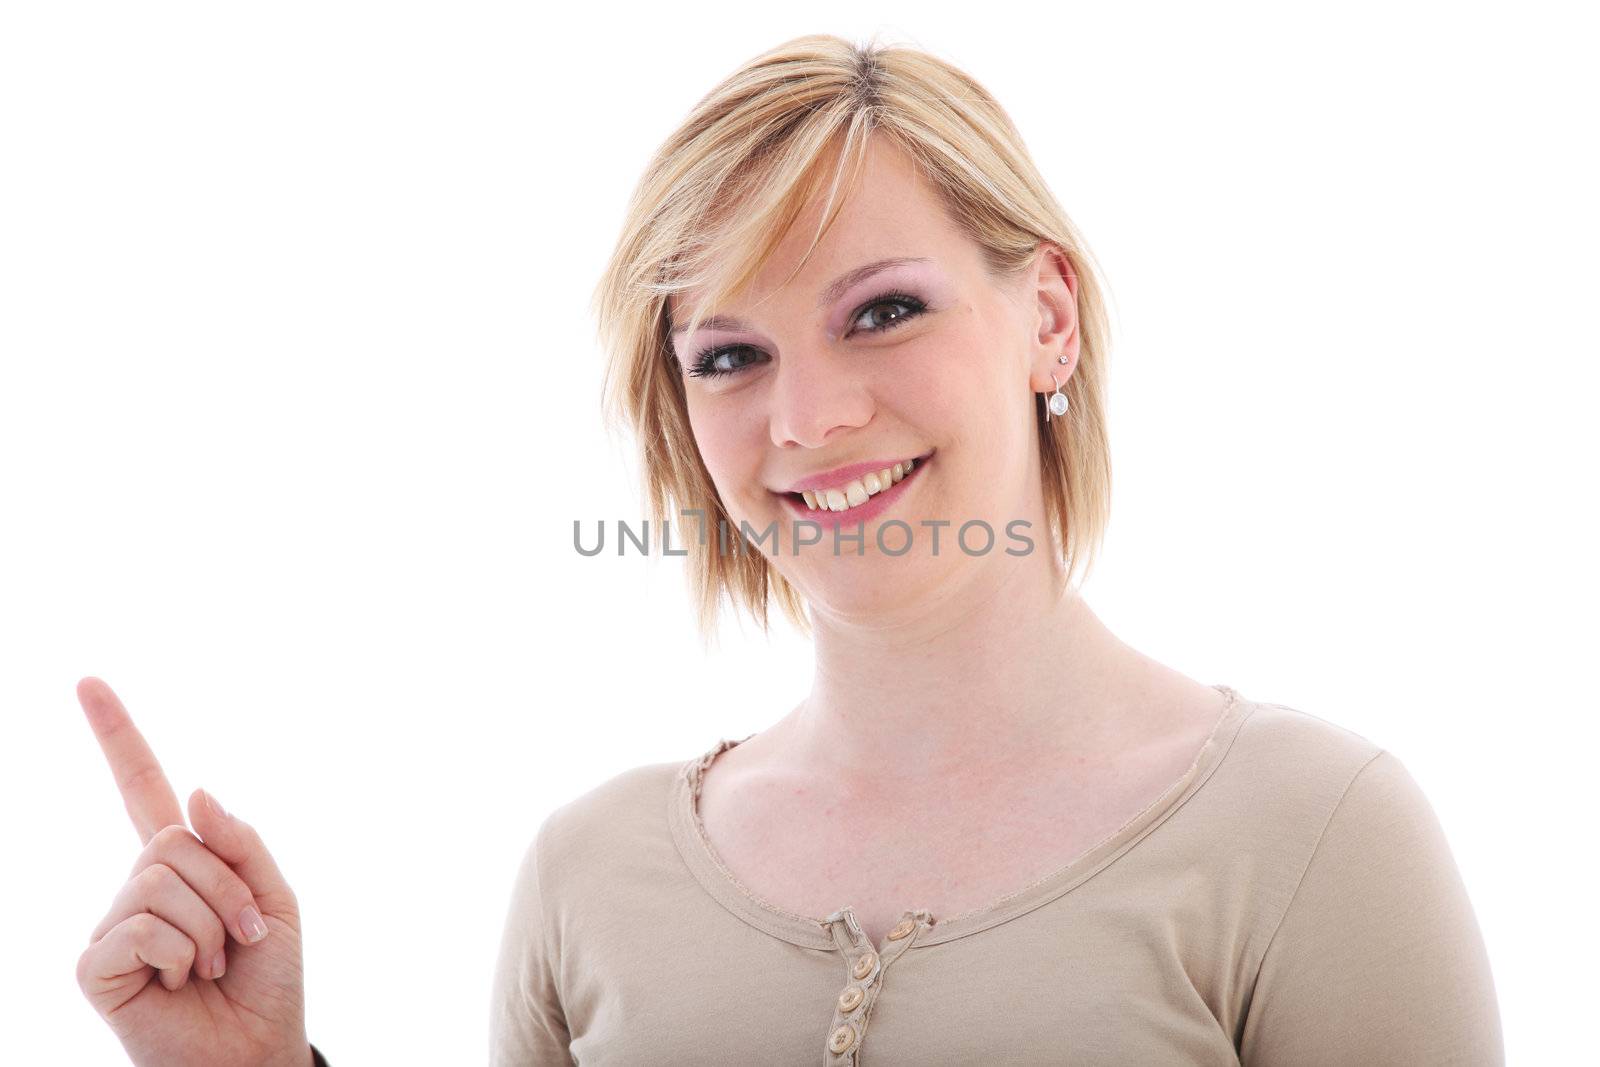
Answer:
[{"left": 789, "top": 456, "right": 921, "bottom": 513}]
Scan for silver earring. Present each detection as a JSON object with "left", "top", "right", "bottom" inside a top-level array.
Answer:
[{"left": 1046, "top": 373, "right": 1070, "bottom": 422}]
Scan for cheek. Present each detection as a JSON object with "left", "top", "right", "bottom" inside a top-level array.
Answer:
[
  {"left": 685, "top": 400, "right": 765, "bottom": 498},
  {"left": 907, "top": 328, "right": 1036, "bottom": 506},
  {"left": 906, "top": 330, "right": 1009, "bottom": 431}
]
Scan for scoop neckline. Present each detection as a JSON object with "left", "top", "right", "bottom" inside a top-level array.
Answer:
[{"left": 666, "top": 682, "right": 1255, "bottom": 951}]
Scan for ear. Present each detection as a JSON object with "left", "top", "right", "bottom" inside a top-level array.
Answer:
[{"left": 1026, "top": 241, "right": 1081, "bottom": 393}]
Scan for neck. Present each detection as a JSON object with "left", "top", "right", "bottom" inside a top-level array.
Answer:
[{"left": 780, "top": 553, "right": 1156, "bottom": 785}]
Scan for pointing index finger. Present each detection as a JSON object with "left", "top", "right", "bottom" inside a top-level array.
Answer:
[{"left": 77, "top": 676, "right": 186, "bottom": 845}]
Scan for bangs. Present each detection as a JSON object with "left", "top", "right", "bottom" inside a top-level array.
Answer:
[{"left": 662, "top": 111, "right": 880, "bottom": 352}]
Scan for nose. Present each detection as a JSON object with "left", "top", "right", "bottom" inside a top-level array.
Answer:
[{"left": 767, "top": 347, "right": 873, "bottom": 450}]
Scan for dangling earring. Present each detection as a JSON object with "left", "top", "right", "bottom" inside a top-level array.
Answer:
[{"left": 1046, "top": 372, "right": 1070, "bottom": 422}]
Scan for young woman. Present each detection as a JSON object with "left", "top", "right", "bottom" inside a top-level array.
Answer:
[{"left": 77, "top": 34, "right": 1503, "bottom": 1066}]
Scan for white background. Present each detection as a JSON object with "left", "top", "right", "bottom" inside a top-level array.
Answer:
[{"left": 3, "top": 2, "right": 1594, "bottom": 1063}]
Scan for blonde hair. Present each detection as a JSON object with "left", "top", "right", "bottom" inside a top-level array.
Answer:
[{"left": 591, "top": 33, "right": 1113, "bottom": 647}]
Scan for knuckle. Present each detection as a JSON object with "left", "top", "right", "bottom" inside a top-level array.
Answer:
[
  {"left": 132, "top": 863, "right": 181, "bottom": 908},
  {"left": 75, "top": 945, "right": 95, "bottom": 991},
  {"left": 150, "top": 823, "right": 196, "bottom": 851},
  {"left": 120, "top": 762, "right": 167, "bottom": 798},
  {"left": 134, "top": 861, "right": 177, "bottom": 895},
  {"left": 126, "top": 911, "right": 161, "bottom": 946},
  {"left": 232, "top": 818, "right": 262, "bottom": 849}
]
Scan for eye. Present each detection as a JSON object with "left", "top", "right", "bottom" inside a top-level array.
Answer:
[
  {"left": 848, "top": 290, "right": 928, "bottom": 334},
  {"left": 686, "top": 289, "right": 931, "bottom": 380},
  {"left": 686, "top": 344, "right": 765, "bottom": 379}
]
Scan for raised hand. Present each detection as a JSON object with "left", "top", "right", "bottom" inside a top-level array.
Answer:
[{"left": 75, "top": 677, "right": 313, "bottom": 1067}]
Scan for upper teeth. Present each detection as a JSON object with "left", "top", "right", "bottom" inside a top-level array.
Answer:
[{"left": 800, "top": 458, "right": 916, "bottom": 511}]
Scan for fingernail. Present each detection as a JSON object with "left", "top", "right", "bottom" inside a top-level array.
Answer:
[
  {"left": 204, "top": 790, "right": 227, "bottom": 818},
  {"left": 211, "top": 951, "right": 226, "bottom": 979},
  {"left": 239, "top": 905, "right": 268, "bottom": 943}
]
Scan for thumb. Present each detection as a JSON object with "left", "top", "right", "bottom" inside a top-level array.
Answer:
[{"left": 187, "top": 787, "right": 299, "bottom": 916}]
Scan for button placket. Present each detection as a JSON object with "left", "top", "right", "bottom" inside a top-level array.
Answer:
[{"left": 819, "top": 906, "right": 934, "bottom": 1064}]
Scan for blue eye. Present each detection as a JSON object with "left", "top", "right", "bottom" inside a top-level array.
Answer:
[{"left": 686, "top": 290, "right": 930, "bottom": 380}]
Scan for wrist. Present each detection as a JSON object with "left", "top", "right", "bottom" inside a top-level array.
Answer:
[{"left": 263, "top": 1041, "right": 316, "bottom": 1067}]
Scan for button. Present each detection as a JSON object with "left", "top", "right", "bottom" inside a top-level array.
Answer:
[
  {"left": 837, "top": 984, "right": 864, "bottom": 1012},
  {"left": 852, "top": 951, "right": 878, "bottom": 980},
  {"left": 886, "top": 918, "right": 915, "bottom": 940},
  {"left": 829, "top": 1022, "right": 859, "bottom": 1054}
]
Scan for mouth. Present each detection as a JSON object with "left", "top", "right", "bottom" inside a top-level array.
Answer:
[{"left": 775, "top": 449, "right": 934, "bottom": 524}]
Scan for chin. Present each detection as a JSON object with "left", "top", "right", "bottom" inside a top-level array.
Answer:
[{"left": 792, "top": 548, "right": 961, "bottom": 621}]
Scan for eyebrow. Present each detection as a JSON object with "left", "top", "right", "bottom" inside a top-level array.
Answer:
[{"left": 669, "top": 256, "right": 932, "bottom": 335}]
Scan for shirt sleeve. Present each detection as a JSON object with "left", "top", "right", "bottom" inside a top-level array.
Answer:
[
  {"left": 309, "top": 1043, "right": 330, "bottom": 1067},
  {"left": 489, "top": 818, "right": 573, "bottom": 1066},
  {"left": 1239, "top": 749, "right": 1504, "bottom": 1065}
]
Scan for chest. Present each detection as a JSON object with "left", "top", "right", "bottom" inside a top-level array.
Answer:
[
  {"left": 559, "top": 826, "right": 1250, "bottom": 1067},
  {"left": 694, "top": 744, "right": 1201, "bottom": 947}
]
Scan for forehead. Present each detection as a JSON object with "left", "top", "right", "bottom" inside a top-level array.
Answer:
[{"left": 668, "top": 134, "right": 967, "bottom": 323}]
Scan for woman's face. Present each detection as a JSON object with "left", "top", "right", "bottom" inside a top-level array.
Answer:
[{"left": 668, "top": 134, "right": 1079, "bottom": 623}]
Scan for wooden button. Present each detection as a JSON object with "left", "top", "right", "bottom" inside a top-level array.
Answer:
[
  {"left": 837, "top": 984, "right": 864, "bottom": 1012},
  {"left": 886, "top": 918, "right": 915, "bottom": 940},
  {"left": 852, "top": 951, "right": 878, "bottom": 979},
  {"left": 829, "top": 1023, "right": 858, "bottom": 1054}
]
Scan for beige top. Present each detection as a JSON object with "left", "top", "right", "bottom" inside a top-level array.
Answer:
[{"left": 490, "top": 685, "right": 1503, "bottom": 1065}]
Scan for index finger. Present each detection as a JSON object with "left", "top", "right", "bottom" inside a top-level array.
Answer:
[{"left": 77, "top": 676, "right": 186, "bottom": 845}]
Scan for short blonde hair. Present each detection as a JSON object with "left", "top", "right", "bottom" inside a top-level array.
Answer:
[{"left": 591, "top": 33, "right": 1113, "bottom": 646}]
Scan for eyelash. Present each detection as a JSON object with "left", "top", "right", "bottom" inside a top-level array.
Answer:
[{"left": 686, "top": 289, "right": 930, "bottom": 380}]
